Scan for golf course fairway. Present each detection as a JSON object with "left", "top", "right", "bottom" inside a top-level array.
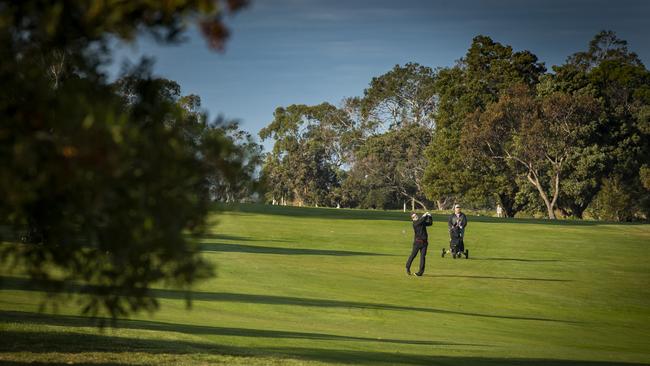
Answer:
[{"left": 1, "top": 204, "right": 649, "bottom": 365}]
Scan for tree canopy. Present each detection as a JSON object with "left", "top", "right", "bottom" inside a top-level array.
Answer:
[
  {"left": 261, "top": 31, "right": 649, "bottom": 221},
  {"left": 0, "top": 0, "right": 252, "bottom": 321}
]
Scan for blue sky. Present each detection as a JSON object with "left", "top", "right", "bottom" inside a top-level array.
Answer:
[{"left": 109, "top": 0, "right": 650, "bottom": 151}]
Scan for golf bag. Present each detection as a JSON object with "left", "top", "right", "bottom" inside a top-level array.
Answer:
[
  {"left": 449, "top": 226, "right": 464, "bottom": 254},
  {"left": 442, "top": 225, "right": 468, "bottom": 259}
]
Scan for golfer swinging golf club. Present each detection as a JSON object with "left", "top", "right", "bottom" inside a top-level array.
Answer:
[{"left": 406, "top": 211, "right": 433, "bottom": 276}]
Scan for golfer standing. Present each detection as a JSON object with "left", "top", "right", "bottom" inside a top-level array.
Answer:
[
  {"left": 406, "top": 212, "right": 433, "bottom": 276},
  {"left": 443, "top": 203, "right": 468, "bottom": 258},
  {"left": 448, "top": 204, "right": 467, "bottom": 235}
]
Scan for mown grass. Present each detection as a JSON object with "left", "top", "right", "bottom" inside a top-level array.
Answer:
[{"left": 1, "top": 203, "right": 649, "bottom": 365}]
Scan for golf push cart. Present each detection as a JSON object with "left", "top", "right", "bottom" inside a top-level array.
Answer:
[{"left": 442, "top": 224, "right": 468, "bottom": 259}]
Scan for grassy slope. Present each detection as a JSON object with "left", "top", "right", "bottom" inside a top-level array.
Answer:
[{"left": 1, "top": 204, "right": 649, "bottom": 365}]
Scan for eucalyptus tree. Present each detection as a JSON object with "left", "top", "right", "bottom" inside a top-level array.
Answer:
[
  {"left": 462, "top": 85, "right": 602, "bottom": 219},
  {"left": 259, "top": 103, "right": 359, "bottom": 206},
  {"left": 361, "top": 62, "right": 437, "bottom": 130},
  {"left": 423, "top": 35, "right": 546, "bottom": 213},
  {"left": 552, "top": 30, "right": 650, "bottom": 219},
  {"left": 352, "top": 63, "right": 436, "bottom": 209},
  {"left": 352, "top": 124, "right": 433, "bottom": 210}
]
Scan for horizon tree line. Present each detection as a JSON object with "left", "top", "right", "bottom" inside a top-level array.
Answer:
[{"left": 259, "top": 31, "right": 650, "bottom": 222}]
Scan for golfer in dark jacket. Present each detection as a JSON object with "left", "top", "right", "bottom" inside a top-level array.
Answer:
[
  {"left": 448, "top": 204, "right": 467, "bottom": 234},
  {"left": 406, "top": 212, "right": 433, "bottom": 276},
  {"left": 444, "top": 204, "right": 468, "bottom": 258}
]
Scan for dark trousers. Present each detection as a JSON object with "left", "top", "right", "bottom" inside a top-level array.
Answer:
[{"left": 406, "top": 241, "right": 428, "bottom": 275}]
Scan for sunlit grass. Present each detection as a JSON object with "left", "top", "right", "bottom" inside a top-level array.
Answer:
[{"left": 1, "top": 203, "right": 649, "bottom": 365}]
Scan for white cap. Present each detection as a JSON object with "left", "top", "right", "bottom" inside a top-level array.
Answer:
[{"left": 453, "top": 204, "right": 461, "bottom": 208}]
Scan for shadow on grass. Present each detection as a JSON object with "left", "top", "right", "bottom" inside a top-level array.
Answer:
[
  {"left": 200, "top": 242, "right": 392, "bottom": 256},
  {"left": 473, "top": 257, "right": 563, "bottom": 263},
  {"left": 151, "top": 291, "right": 581, "bottom": 324},
  {"left": 0, "top": 313, "right": 479, "bottom": 347},
  {"left": 251, "top": 346, "right": 650, "bottom": 366},
  {"left": 0, "top": 329, "right": 218, "bottom": 355},
  {"left": 0, "top": 329, "right": 646, "bottom": 366},
  {"left": 0, "top": 277, "right": 579, "bottom": 324},
  {"left": 422, "top": 274, "right": 571, "bottom": 282},
  {"left": 223, "top": 203, "right": 648, "bottom": 227},
  {"left": 0, "top": 363, "right": 129, "bottom": 366},
  {"left": 196, "top": 233, "right": 290, "bottom": 243}
]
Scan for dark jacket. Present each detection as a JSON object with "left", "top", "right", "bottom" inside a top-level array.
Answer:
[
  {"left": 413, "top": 214, "right": 433, "bottom": 243},
  {"left": 448, "top": 212, "right": 468, "bottom": 236}
]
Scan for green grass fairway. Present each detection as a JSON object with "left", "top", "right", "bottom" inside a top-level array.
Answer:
[{"left": 1, "top": 204, "right": 649, "bottom": 365}]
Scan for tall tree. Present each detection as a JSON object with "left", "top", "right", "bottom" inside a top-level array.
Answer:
[
  {"left": 355, "top": 63, "right": 436, "bottom": 209},
  {"left": 351, "top": 124, "right": 433, "bottom": 210},
  {"left": 0, "top": 0, "right": 249, "bottom": 321},
  {"left": 424, "top": 35, "right": 546, "bottom": 213},
  {"left": 555, "top": 30, "right": 650, "bottom": 219},
  {"left": 212, "top": 122, "right": 265, "bottom": 202},
  {"left": 259, "top": 103, "right": 356, "bottom": 206},
  {"left": 361, "top": 62, "right": 437, "bottom": 130},
  {"left": 462, "top": 85, "right": 601, "bottom": 219}
]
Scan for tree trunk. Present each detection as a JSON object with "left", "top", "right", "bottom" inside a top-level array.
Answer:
[
  {"left": 413, "top": 197, "right": 428, "bottom": 211},
  {"left": 402, "top": 193, "right": 428, "bottom": 211},
  {"left": 549, "top": 171, "right": 560, "bottom": 218},
  {"left": 526, "top": 171, "right": 556, "bottom": 219}
]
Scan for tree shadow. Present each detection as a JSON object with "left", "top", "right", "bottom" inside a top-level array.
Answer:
[
  {"left": 0, "top": 277, "right": 580, "bottom": 324},
  {"left": 0, "top": 328, "right": 645, "bottom": 366},
  {"left": 0, "top": 363, "right": 130, "bottom": 366},
  {"left": 252, "top": 346, "right": 650, "bottom": 366},
  {"left": 195, "top": 233, "right": 290, "bottom": 243},
  {"left": 473, "top": 257, "right": 563, "bottom": 263},
  {"left": 0, "top": 329, "right": 209, "bottom": 355},
  {"left": 0, "top": 313, "right": 481, "bottom": 347},
  {"left": 221, "top": 203, "right": 648, "bottom": 226},
  {"left": 158, "top": 291, "right": 579, "bottom": 323},
  {"left": 422, "top": 274, "right": 571, "bottom": 282},
  {"left": 200, "top": 242, "right": 391, "bottom": 256}
]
